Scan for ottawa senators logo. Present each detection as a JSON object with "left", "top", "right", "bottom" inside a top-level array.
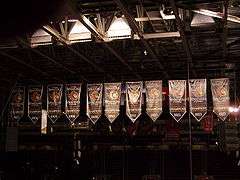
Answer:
[
  {"left": 49, "top": 89, "right": 61, "bottom": 103},
  {"left": 30, "top": 91, "right": 41, "bottom": 102},
  {"left": 67, "top": 90, "right": 79, "bottom": 101},
  {"left": 13, "top": 92, "right": 23, "bottom": 103},
  {"left": 89, "top": 89, "right": 100, "bottom": 103}
]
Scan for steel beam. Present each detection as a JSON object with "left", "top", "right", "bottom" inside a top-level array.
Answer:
[
  {"left": 42, "top": 25, "right": 69, "bottom": 44},
  {"left": 113, "top": 0, "right": 169, "bottom": 79},
  {"left": 79, "top": 15, "right": 105, "bottom": 40},
  {"left": 222, "top": 0, "right": 229, "bottom": 60},
  {"left": 170, "top": 0, "right": 197, "bottom": 77},
  {"left": 79, "top": 14, "right": 142, "bottom": 79},
  {"left": 0, "top": 65, "right": 41, "bottom": 84},
  {"left": 133, "top": 32, "right": 180, "bottom": 39},
  {"left": 193, "top": 9, "right": 240, "bottom": 24},
  {"left": 0, "top": 51, "right": 49, "bottom": 77},
  {"left": 17, "top": 37, "right": 87, "bottom": 81},
  {"left": 42, "top": 25, "right": 114, "bottom": 80},
  {"left": 135, "top": 17, "right": 162, "bottom": 22},
  {"left": 103, "top": 44, "right": 142, "bottom": 79}
]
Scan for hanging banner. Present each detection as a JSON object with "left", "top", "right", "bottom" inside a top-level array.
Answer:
[
  {"left": 104, "top": 83, "right": 121, "bottom": 123},
  {"left": 145, "top": 80, "right": 162, "bottom": 121},
  {"left": 10, "top": 86, "right": 25, "bottom": 121},
  {"left": 28, "top": 86, "right": 43, "bottom": 123},
  {"left": 211, "top": 78, "right": 230, "bottom": 121},
  {"left": 47, "top": 84, "right": 63, "bottom": 123},
  {"left": 65, "top": 84, "right": 81, "bottom": 123},
  {"left": 126, "top": 82, "right": 143, "bottom": 123},
  {"left": 169, "top": 80, "right": 186, "bottom": 122},
  {"left": 87, "top": 84, "right": 103, "bottom": 124},
  {"left": 189, "top": 79, "right": 207, "bottom": 121}
]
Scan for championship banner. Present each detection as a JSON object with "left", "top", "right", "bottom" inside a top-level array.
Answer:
[
  {"left": 87, "top": 84, "right": 103, "bottom": 124},
  {"left": 28, "top": 86, "right": 43, "bottom": 123},
  {"left": 47, "top": 84, "right": 63, "bottom": 123},
  {"left": 211, "top": 78, "right": 230, "bottom": 121},
  {"left": 65, "top": 84, "right": 81, "bottom": 123},
  {"left": 145, "top": 80, "right": 162, "bottom": 121},
  {"left": 169, "top": 80, "right": 186, "bottom": 122},
  {"left": 189, "top": 79, "right": 207, "bottom": 121},
  {"left": 126, "top": 82, "right": 143, "bottom": 123},
  {"left": 104, "top": 83, "right": 121, "bottom": 123},
  {"left": 10, "top": 86, "right": 25, "bottom": 121}
]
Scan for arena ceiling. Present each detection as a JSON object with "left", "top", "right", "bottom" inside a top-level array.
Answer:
[{"left": 1, "top": 0, "right": 240, "bottom": 111}]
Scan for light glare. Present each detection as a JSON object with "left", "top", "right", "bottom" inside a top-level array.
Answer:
[
  {"left": 107, "top": 17, "right": 131, "bottom": 39},
  {"left": 228, "top": 106, "right": 239, "bottom": 113}
]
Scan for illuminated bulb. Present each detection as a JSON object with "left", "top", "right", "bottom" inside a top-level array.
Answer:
[
  {"left": 229, "top": 107, "right": 234, "bottom": 113},
  {"left": 234, "top": 107, "right": 239, "bottom": 112},
  {"left": 229, "top": 106, "right": 239, "bottom": 113},
  {"left": 144, "top": 50, "right": 148, "bottom": 55}
]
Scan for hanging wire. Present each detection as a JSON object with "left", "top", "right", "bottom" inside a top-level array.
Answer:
[
  {"left": 187, "top": 59, "right": 193, "bottom": 180},
  {"left": 161, "top": 150, "right": 165, "bottom": 180},
  {"left": 234, "top": 67, "right": 237, "bottom": 121},
  {"left": 103, "top": 150, "right": 106, "bottom": 179},
  {"left": 122, "top": 144, "right": 125, "bottom": 180}
]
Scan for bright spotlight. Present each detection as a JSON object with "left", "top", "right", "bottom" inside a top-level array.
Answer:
[
  {"left": 229, "top": 106, "right": 239, "bottom": 113},
  {"left": 229, "top": 107, "right": 234, "bottom": 113}
]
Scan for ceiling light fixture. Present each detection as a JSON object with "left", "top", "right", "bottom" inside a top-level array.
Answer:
[
  {"left": 30, "top": 28, "right": 52, "bottom": 47},
  {"left": 191, "top": 13, "right": 215, "bottom": 27},
  {"left": 68, "top": 20, "right": 92, "bottom": 43},
  {"left": 106, "top": 17, "right": 131, "bottom": 40}
]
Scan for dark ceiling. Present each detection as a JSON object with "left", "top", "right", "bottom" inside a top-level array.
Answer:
[{"left": 1, "top": 0, "right": 240, "bottom": 111}]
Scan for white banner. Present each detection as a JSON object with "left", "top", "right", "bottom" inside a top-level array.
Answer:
[
  {"left": 10, "top": 86, "right": 25, "bottom": 121},
  {"left": 28, "top": 86, "right": 43, "bottom": 124},
  {"left": 145, "top": 80, "right": 162, "bottom": 121},
  {"left": 189, "top": 79, "right": 207, "bottom": 121},
  {"left": 87, "top": 84, "right": 103, "bottom": 124},
  {"left": 104, "top": 83, "right": 121, "bottom": 123},
  {"left": 211, "top": 78, "right": 230, "bottom": 121},
  {"left": 65, "top": 83, "right": 81, "bottom": 123},
  {"left": 126, "top": 82, "right": 143, "bottom": 123},
  {"left": 47, "top": 84, "right": 63, "bottom": 123},
  {"left": 169, "top": 80, "right": 186, "bottom": 122}
]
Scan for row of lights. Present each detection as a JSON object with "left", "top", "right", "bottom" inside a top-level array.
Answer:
[{"left": 31, "top": 17, "right": 131, "bottom": 47}]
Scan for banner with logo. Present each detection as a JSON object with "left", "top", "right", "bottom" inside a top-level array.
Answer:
[
  {"left": 87, "top": 84, "right": 103, "bottom": 124},
  {"left": 169, "top": 80, "right": 186, "bottom": 122},
  {"left": 145, "top": 80, "right": 162, "bottom": 121},
  {"left": 10, "top": 86, "right": 25, "bottom": 121},
  {"left": 126, "top": 82, "right": 143, "bottom": 123},
  {"left": 189, "top": 79, "right": 207, "bottom": 121},
  {"left": 65, "top": 84, "right": 81, "bottom": 123},
  {"left": 28, "top": 86, "right": 43, "bottom": 124},
  {"left": 211, "top": 78, "right": 230, "bottom": 121},
  {"left": 104, "top": 83, "right": 121, "bottom": 123},
  {"left": 47, "top": 84, "right": 63, "bottom": 123}
]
